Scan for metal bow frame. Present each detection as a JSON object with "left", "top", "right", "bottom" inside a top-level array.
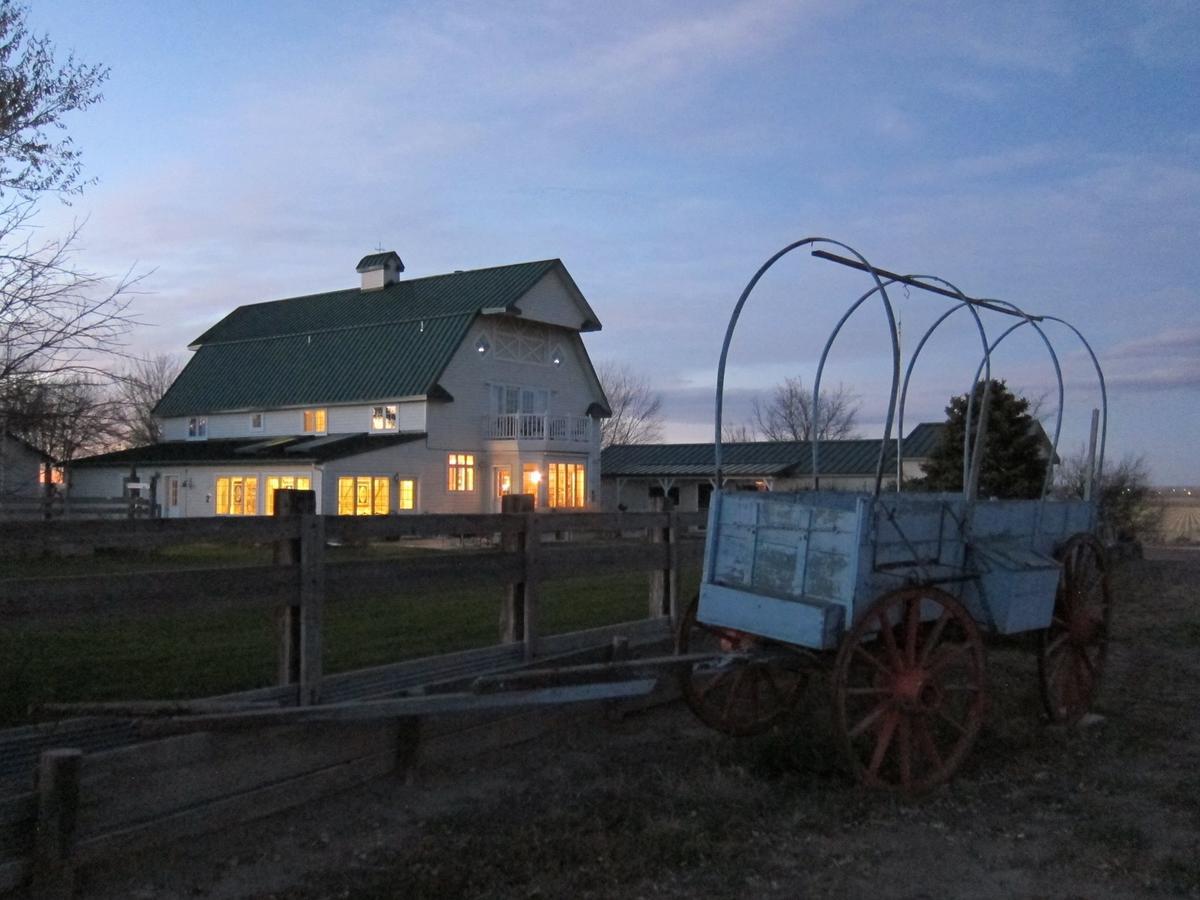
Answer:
[{"left": 713, "top": 237, "right": 1108, "bottom": 527}]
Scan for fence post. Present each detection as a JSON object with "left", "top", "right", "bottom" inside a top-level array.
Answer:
[
  {"left": 32, "top": 748, "right": 81, "bottom": 900},
  {"left": 648, "top": 496, "right": 675, "bottom": 618},
  {"left": 523, "top": 512, "right": 541, "bottom": 662},
  {"left": 274, "top": 489, "right": 323, "bottom": 704},
  {"left": 500, "top": 494, "right": 534, "bottom": 648}
]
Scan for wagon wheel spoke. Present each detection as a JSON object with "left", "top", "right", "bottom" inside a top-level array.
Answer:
[
  {"left": 848, "top": 701, "right": 890, "bottom": 739},
  {"left": 904, "top": 596, "right": 921, "bottom": 667},
  {"left": 1043, "top": 631, "right": 1070, "bottom": 657},
  {"left": 867, "top": 710, "right": 900, "bottom": 778},
  {"left": 928, "top": 641, "right": 971, "bottom": 675},
  {"left": 696, "top": 667, "right": 736, "bottom": 701},
  {"left": 898, "top": 715, "right": 915, "bottom": 790},
  {"left": 918, "top": 609, "right": 952, "bottom": 667},
  {"left": 877, "top": 610, "right": 904, "bottom": 669},
  {"left": 915, "top": 716, "right": 943, "bottom": 770},
  {"left": 720, "top": 669, "right": 748, "bottom": 723},
  {"left": 844, "top": 686, "right": 891, "bottom": 696},
  {"left": 854, "top": 645, "right": 891, "bottom": 677},
  {"left": 935, "top": 706, "right": 968, "bottom": 736}
]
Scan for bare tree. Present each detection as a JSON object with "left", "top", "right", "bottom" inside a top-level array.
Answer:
[
  {"left": 0, "top": 3, "right": 139, "bottom": 491},
  {"left": 721, "top": 421, "right": 757, "bottom": 443},
  {"left": 596, "top": 361, "right": 664, "bottom": 449},
  {"left": 4, "top": 375, "right": 123, "bottom": 469},
  {"left": 751, "top": 376, "right": 859, "bottom": 442},
  {"left": 114, "top": 353, "right": 182, "bottom": 446},
  {"left": 1056, "top": 449, "right": 1161, "bottom": 544}
]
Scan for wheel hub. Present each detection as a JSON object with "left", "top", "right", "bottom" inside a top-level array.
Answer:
[{"left": 892, "top": 668, "right": 942, "bottom": 713}]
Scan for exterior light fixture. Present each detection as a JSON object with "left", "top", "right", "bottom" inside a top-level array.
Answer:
[
  {"left": 529, "top": 470, "right": 542, "bottom": 484},
  {"left": 551, "top": 347, "right": 563, "bottom": 367}
]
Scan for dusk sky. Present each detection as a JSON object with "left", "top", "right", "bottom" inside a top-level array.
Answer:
[{"left": 26, "top": 0, "right": 1200, "bottom": 483}]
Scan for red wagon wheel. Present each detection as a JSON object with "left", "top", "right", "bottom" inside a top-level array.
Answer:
[
  {"left": 1038, "top": 533, "right": 1112, "bottom": 724},
  {"left": 832, "top": 586, "right": 987, "bottom": 793},
  {"left": 676, "top": 594, "right": 806, "bottom": 736}
]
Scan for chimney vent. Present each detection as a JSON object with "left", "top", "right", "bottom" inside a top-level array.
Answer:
[{"left": 356, "top": 251, "right": 404, "bottom": 291}]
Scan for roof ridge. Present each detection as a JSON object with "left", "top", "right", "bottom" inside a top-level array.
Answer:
[
  {"left": 222, "top": 258, "right": 560, "bottom": 316},
  {"left": 193, "top": 310, "right": 473, "bottom": 348}
]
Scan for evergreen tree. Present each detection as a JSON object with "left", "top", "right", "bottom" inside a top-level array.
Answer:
[{"left": 917, "top": 380, "right": 1048, "bottom": 499}]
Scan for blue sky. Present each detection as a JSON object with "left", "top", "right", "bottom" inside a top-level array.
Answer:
[{"left": 25, "top": 0, "right": 1200, "bottom": 483}]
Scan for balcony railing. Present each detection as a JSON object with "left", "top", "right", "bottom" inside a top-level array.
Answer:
[{"left": 483, "top": 413, "right": 592, "bottom": 443}]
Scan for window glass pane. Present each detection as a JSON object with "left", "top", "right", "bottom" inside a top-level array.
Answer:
[
  {"left": 398, "top": 479, "right": 415, "bottom": 510},
  {"left": 297, "top": 477, "right": 311, "bottom": 491},
  {"left": 373, "top": 478, "right": 389, "bottom": 515},
  {"left": 243, "top": 478, "right": 258, "bottom": 515},
  {"left": 338, "top": 477, "right": 354, "bottom": 515},
  {"left": 266, "top": 477, "right": 280, "bottom": 516},
  {"left": 216, "top": 477, "right": 230, "bottom": 515},
  {"left": 316, "top": 409, "right": 326, "bottom": 432},
  {"left": 355, "top": 477, "right": 371, "bottom": 515}
]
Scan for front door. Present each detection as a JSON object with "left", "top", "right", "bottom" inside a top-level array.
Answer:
[
  {"left": 164, "top": 476, "right": 182, "bottom": 518},
  {"left": 493, "top": 466, "right": 512, "bottom": 512}
]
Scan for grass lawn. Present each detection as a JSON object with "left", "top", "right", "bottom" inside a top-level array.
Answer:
[{"left": 0, "top": 540, "right": 700, "bottom": 726}]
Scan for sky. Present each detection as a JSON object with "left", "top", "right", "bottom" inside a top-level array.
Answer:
[{"left": 22, "top": 0, "right": 1200, "bottom": 484}]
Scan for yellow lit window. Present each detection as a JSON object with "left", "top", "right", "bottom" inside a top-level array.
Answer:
[
  {"left": 265, "top": 475, "right": 312, "bottom": 515},
  {"left": 398, "top": 478, "right": 416, "bottom": 511},
  {"left": 303, "top": 408, "right": 327, "bottom": 433},
  {"left": 495, "top": 468, "right": 512, "bottom": 498},
  {"left": 215, "top": 476, "right": 259, "bottom": 515},
  {"left": 447, "top": 454, "right": 475, "bottom": 492},
  {"left": 337, "top": 476, "right": 389, "bottom": 515},
  {"left": 371, "top": 405, "right": 398, "bottom": 431},
  {"left": 522, "top": 463, "right": 541, "bottom": 500},
  {"left": 547, "top": 463, "right": 586, "bottom": 508}
]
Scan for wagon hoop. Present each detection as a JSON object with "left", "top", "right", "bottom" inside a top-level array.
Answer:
[
  {"left": 893, "top": 278, "right": 992, "bottom": 493},
  {"left": 965, "top": 306, "right": 1064, "bottom": 507},
  {"left": 810, "top": 276, "right": 902, "bottom": 496},
  {"left": 713, "top": 237, "right": 897, "bottom": 490},
  {"left": 1041, "top": 316, "right": 1109, "bottom": 516}
]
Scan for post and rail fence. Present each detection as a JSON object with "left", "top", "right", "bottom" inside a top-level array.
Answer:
[{"left": 0, "top": 492, "right": 705, "bottom": 897}]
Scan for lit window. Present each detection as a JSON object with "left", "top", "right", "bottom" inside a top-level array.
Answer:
[
  {"left": 215, "top": 476, "right": 258, "bottom": 515},
  {"left": 188, "top": 417, "right": 207, "bottom": 439},
  {"left": 398, "top": 478, "right": 416, "bottom": 511},
  {"left": 447, "top": 453, "right": 475, "bottom": 492},
  {"left": 371, "top": 404, "right": 398, "bottom": 431},
  {"left": 303, "top": 409, "right": 327, "bottom": 433},
  {"left": 337, "top": 476, "right": 390, "bottom": 515},
  {"left": 547, "top": 463, "right": 586, "bottom": 508},
  {"left": 250, "top": 413, "right": 264, "bottom": 431},
  {"left": 522, "top": 463, "right": 541, "bottom": 499},
  {"left": 265, "top": 475, "right": 312, "bottom": 515},
  {"left": 495, "top": 468, "right": 512, "bottom": 498}
]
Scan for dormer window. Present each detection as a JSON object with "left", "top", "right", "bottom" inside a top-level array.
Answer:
[
  {"left": 187, "top": 417, "right": 207, "bottom": 440},
  {"left": 250, "top": 413, "right": 264, "bottom": 432},
  {"left": 303, "top": 408, "right": 327, "bottom": 434},
  {"left": 371, "top": 404, "right": 398, "bottom": 432}
]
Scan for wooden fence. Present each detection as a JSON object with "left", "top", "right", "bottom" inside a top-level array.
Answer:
[
  {"left": 0, "top": 494, "right": 706, "bottom": 897},
  {"left": 0, "top": 495, "right": 152, "bottom": 522}
]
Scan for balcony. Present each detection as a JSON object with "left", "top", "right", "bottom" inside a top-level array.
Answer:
[{"left": 483, "top": 413, "right": 593, "bottom": 444}]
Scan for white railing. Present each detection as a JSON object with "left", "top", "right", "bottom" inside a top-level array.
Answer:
[{"left": 482, "top": 414, "right": 592, "bottom": 443}]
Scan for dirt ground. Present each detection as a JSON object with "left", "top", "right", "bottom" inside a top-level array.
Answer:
[{"left": 75, "top": 549, "right": 1200, "bottom": 899}]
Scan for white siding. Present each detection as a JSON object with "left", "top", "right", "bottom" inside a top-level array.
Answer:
[
  {"left": 511, "top": 269, "right": 591, "bottom": 330},
  {"left": 161, "top": 400, "right": 427, "bottom": 440},
  {"left": 0, "top": 438, "right": 45, "bottom": 499}
]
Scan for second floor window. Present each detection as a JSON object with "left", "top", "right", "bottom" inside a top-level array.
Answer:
[
  {"left": 303, "top": 408, "right": 327, "bottom": 434},
  {"left": 371, "top": 405, "right": 398, "bottom": 431},
  {"left": 447, "top": 453, "right": 475, "bottom": 492},
  {"left": 188, "top": 417, "right": 207, "bottom": 439}
]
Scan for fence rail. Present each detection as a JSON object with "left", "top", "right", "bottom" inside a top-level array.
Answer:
[
  {"left": 0, "top": 493, "right": 703, "bottom": 897},
  {"left": 0, "top": 496, "right": 152, "bottom": 523}
]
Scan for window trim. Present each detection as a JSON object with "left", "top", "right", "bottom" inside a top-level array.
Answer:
[
  {"left": 302, "top": 408, "right": 328, "bottom": 435},
  {"left": 371, "top": 403, "right": 399, "bottom": 433},
  {"left": 397, "top": 476, "right": 418, "bottom": 512},
  {"left": 447, "top": 453, "right": 476, "bottom": 492},
  {"left": 187, "top": 416, "right": 208, "bottom": 440}
]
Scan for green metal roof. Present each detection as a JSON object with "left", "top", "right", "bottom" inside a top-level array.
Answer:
[
  {"left": 600, "top": 426, "right": 943, "bottom": 479},
  {"left": 72, "top": 433, "right": 424, "bottom": 468},
  {"left": 156, "top": 260, "right": 563, "bottom": 417},
  {"left": 355, "top": 251, "right": 403, "bottom": 272}
]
